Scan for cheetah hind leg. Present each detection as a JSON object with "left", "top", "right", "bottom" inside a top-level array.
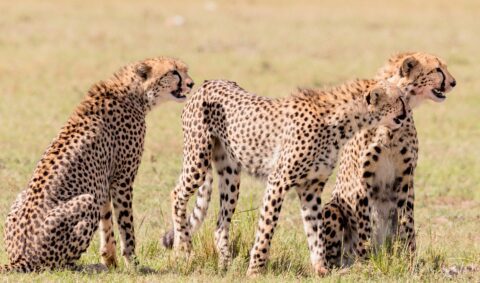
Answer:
[
  {"left": 213, "top": 158, "right": 241, "bottom": 271},
  {"left": 162, "top": 168, "right": 213, "bottom": 249},
  {"left": 36, "top": 194, "right": 101, "bottom": 270}
]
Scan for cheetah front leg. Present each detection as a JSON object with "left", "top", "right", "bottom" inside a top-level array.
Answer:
[
  {"left": 99, "top": 201, "right": 118, "bottom": 268},
  {"left": 110, "top": 180, "right": 138, "bottom": 268},
  {"left": 393, "top": 174, "right": 416, "bottom": 253},
  {"left": 322, "top": 198, "right": 354, "bottom": 268},
  {"left": 352, "top": 193, "right": 372, "bottom": 260},
  {"left": 352, "top": 144, "right": 384, "bottom": 260},
  {"left": 296, "top": 181, "right": 329, "bottom": 276},
  {"left": 391, "top": 142, "right": 417, "bottom": 254}
]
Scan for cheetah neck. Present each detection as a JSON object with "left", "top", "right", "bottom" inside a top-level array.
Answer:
[
  {"left": 387, "top": 75, "right": 425, "bottom": 109},
  {"left": 82, "top": 77, "right": 149, "bottom": 116},
  {"left": 326, "top": 98, "right": 377, "bottom": 143},
  {"left": 297, "top": 79, "right": 381, "bottom": 142}
]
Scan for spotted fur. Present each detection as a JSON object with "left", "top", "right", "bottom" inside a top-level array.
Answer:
[
  {"left": 166, "top": 78, "right": 407, "bottom": 276},
  {"left": 321, "top": 52, "right": 456, "bottom": 268},
  {"left": 1, "top": 57, "right": 193, "bottom": 272}
]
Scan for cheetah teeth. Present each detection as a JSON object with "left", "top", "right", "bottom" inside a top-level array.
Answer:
[
  {"left": 171, "top": 89, "right": 186, "bottom": 99},
  {"left": 432, "top": 88, "right": 446, "bottom": 99}
]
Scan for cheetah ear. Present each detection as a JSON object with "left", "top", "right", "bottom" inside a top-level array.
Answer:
[
  {"left": 365, "top": 87, "right": 384, "bottom": 111},
  {"left": 136, "top": 63, "right": 152, "bottom": 81},
  {"left": 399, "top": 57, "right": 419, "bottom": 77}
]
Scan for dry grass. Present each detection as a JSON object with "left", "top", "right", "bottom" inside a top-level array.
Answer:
[{"left": 0, "top": 0, "right": 479, "bottom": 281}]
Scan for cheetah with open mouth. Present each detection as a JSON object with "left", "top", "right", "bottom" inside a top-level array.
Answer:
[
  {"left": 166, "top": 78, "right": 408, "bottom": 276},
  {"left": 321, "top": 52, "right": 456, "bottom": 268},
  {"left": 1, "top": 57, "right": 193, "bottom": 272}
]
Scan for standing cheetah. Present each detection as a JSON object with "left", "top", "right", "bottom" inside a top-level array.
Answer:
[
  {"left": 167, "top": 78, "right": 407, "bottom": 276},
  {"left": 1, "top": 57, "right": 193, "bottom": 272},
  {"left": 321, "top": 52, "right": 456, "bottom": 268}
]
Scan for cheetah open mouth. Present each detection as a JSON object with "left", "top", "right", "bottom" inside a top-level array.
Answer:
[
  {"left": 431, "top": 88, "right": 446, "bottom": 100},
  {"left": 171, "top": 72, "right": 187, "bottom": 100},
  {"left": 171, "top": 88, "right": 187, "bottom": 99}
]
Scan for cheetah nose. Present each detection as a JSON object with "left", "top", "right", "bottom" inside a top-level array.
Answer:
[
  {"left": 187, "top": 82, "right": 194, "bottom": 89},
  {"left": 450, "top": 80, "right": 456, "bottom": 88}
]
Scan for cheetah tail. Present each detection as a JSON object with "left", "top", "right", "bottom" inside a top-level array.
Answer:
[{"left": 162, "top": 168, "right": 214, "bottom": 249}]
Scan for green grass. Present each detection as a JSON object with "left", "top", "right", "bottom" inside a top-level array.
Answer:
[{"left": 0, "top": 0, "right": 479, "bottom": 281}]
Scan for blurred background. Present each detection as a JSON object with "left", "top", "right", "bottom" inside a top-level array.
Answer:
[{"left": 0, "top": 0, "right": 478, "bottom": 281}]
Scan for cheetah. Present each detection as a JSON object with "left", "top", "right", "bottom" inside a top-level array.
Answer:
[
  {"left": 1, "top": 57, "right": 194, "bottom": 272},
  {"left": 166, "top": 78, "right": 407, "bottom": 276},
  {"left": 320, "top": 52, "right": 456, "bottom": 268}
]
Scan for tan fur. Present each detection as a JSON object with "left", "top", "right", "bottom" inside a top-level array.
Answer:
[
  {"left": 321, "top": 52, "right": 456, "bottom": 268},
  {"left": 166, "top": 78, "right": 407, "bottom": 276},
  {"left": 1, "top": 57, "right": 193, "bottom": 272}
]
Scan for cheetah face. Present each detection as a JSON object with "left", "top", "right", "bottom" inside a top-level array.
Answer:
[
  {"left": 135, "top": 57, "right": 194, "bottom": 108},
  {"left": 365, "top": 82, "right": 408, "bottom": 130},
  {"left": 398, "top": 55, "right": 456, "bottom": 105},
  {"left": 382, "top": 53, "right": 456, "bottom": 108}
]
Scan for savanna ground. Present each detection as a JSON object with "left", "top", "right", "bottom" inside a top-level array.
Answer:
[{"left": 0, "top": 0, "right": 479, "bottom": 282}]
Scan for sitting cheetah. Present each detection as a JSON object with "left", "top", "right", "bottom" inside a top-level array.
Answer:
[
  {"left": 167, "top": 78, "right": 407, "bottom": 276},
  {"left": 1, "top": 57, "right": 194, "bottom": 272},
  {"left": 321, "top": 52, "right": 456, "bottom": 268}
]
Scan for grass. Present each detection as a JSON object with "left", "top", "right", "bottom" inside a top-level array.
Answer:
[{"left": 0, "top": 0, "right": 479, "bottom": 281}]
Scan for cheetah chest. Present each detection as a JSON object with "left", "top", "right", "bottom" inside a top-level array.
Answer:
[{"left": 370, "top": 150, "right": 398, "bottom": 248}]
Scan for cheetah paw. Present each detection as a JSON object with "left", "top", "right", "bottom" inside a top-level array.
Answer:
[
  {"left": 173, "top": 241, "right": 194, "bottom": 260},
  {"left": 101, "top": 253, "right": 118, "bottom": 269},
  {"left": 218, "top": 253, "right": 232, "bottom": 271},
  {"left": 313, "top": 263, "right": 329, "bottom": 277},
  {"left": 246, "top": 267, "right": 263, "bottom": 278}
]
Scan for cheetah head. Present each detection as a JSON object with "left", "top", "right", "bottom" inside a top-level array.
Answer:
[
  {"left": 376, "top": 52, "right": 456, "bottom": 108},
  {"left": 365, "top": 81, "right": 408, "bottom": 130},
  {"left": 134, "top": 57, "right": 194, "bottom": 108}
]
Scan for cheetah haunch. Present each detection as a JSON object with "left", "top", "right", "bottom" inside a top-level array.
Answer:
[
  {"left": 1, "top": 57, "right": 193, "bottom": 272},
  {"left": 166, "top": 78, "right": 407, "bottom": 276}
]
